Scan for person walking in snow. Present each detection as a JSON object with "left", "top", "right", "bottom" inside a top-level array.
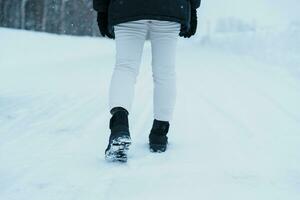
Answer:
[{"left": 93, "top": 0, "right": 201, "bottom": 162}]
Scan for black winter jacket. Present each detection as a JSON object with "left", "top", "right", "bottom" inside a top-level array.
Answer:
[{"left": 93, "top": 0, "right": 201, "bottom": 35}]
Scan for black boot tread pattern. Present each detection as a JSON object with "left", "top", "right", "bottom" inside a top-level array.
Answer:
[{"left": 105, "top": 136, "right": 131, "bottom": 162}]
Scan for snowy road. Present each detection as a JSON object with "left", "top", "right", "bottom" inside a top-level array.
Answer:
[{"left": 0, "top": 28, "right": 300, "bottom": 200}]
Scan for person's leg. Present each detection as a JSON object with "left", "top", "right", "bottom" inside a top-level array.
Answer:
[
  {"left": 149, "top": 20, "right": 181, "bottom": 122},
  {"left": 148, "top": 20, "right": 180, "bottom": 152},
  {"left": 109, "top": 20, "right": 148, "bottom": 114},
  {"left": 106, "top": 20, "right": 148, "bottom": 162}
]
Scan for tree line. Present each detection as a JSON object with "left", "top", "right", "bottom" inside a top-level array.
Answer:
[{"left": 0, "top": 0, "right": 100, "bottom": 36}]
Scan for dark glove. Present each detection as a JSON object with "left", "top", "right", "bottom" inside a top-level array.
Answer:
[
  {"left": 179, "top": 9, "right": 197, "bottom": 38},
  {"left": 97, "top": 12, "right": 115, "bottom": 39}
]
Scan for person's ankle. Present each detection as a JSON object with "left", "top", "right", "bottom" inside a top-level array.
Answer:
[
  {"left": 151, "top": 119, "right": 170, "bottom": 133},
  {"left": 110, "top": 106, "right": 129, "bottom": 115}
]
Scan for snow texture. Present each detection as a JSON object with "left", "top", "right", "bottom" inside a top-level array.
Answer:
[{"left": 1, "top": 6, "right": 300, "bottom": 199}]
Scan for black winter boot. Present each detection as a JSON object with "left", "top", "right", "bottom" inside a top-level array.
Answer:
[
  {"left": 149, "top": 119, "right": 170, "bottom": 153},
  {"left": 105, "top": 106, "right": 132, "bottom": 162}
]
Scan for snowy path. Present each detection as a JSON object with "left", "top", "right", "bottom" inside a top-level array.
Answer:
[{"left": 0, "top": 28, "right": 300, "bottom": 200}]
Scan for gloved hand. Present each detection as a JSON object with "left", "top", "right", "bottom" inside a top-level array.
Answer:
[
  {"left": 97, "top": 12, "right": 115, "bottom": 39},
  {"left": 179, "top": 9, "right": 197, "bottom": 38}
]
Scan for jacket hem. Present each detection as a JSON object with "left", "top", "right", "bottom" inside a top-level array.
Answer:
[{"left": 108, "top": 15, "right": 186, "bottom": 27}]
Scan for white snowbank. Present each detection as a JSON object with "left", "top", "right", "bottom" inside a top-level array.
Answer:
[
  {"left": 199, "top": 0, "right": 300, "bottom": 29},
  {"left": 0, "top": 24, "right": 300, "bottom": 200}
]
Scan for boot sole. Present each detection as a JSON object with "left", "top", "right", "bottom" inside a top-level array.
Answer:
[
  {"left": 105, "top": 136, "right": 132, "bottom": 162},
  {"left": 149, "top": 143, "right": 167, "bottom": 153}
]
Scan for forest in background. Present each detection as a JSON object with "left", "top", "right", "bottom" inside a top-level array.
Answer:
[
  {"left": 0, "top": 0, "right": 99, "bottom": 36},
  {"left": 1, "top": 0, "right": 298, "bottom": 37},
  {"left": 0, "top": 0, "right": 257, "bottom": 38}
]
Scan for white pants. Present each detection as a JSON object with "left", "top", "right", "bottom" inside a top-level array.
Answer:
[{"left": 109, "top": 19, "right": 180, "bottom": 121}]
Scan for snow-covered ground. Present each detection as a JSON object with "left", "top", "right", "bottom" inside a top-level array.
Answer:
[{"left": 1, "top": 23, "right": 300, "bottom": 200}]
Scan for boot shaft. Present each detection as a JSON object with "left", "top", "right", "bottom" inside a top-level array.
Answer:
[
  {"left": 150, "top": 119, "right": 170, "bottom": 136},
  {"left": 109, "top": 107, "right": 129, "bottom": 133},
  {"left": 149, "top": 119, "right": 170, "bottom": 152}
]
